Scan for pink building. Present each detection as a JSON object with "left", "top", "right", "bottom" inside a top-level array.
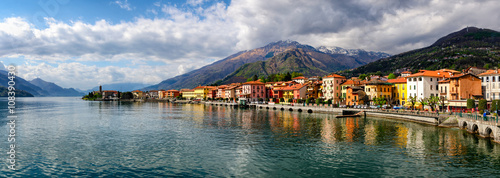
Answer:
[{"left": 239, "top": 81, "right": 266, "bottom": 102}]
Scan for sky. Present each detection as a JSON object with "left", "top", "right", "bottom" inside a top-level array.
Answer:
[{"left": 0, "top": 0, "right": 499, "bottom": 90}]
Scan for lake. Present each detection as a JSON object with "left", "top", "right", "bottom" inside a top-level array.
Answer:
[{"left": 1, "top": 97, "right": 500, "bottom": 177}]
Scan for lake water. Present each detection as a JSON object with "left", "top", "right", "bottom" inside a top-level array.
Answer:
[{"left": 1, "top": 97, "right": 500, "bottom": 177}]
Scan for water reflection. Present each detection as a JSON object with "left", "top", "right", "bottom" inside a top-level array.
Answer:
[{"left": 3, "top": 98, "right": 500, "bottom": 177}]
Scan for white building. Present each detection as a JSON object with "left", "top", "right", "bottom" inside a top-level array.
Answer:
[
  {"left": 479, "top": 69, "right": 500, "bottom": 100},
  {"left": 406, "top": 69, "right": 459, "bottom": 101}
]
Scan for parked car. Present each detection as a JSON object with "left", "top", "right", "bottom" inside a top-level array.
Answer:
[{"left": 369, "top": 105, "right": 378, "bottom": 109}]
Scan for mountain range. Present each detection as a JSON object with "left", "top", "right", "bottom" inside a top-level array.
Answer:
[
  {"left": 29, "top": 78, "right": 84, "bottom": 96},
  {"left": 344, "top": 27, "right": 500, "bottom": 77},
  {"left": 146, "top": 40, "right": 390, "bottom": 90}
]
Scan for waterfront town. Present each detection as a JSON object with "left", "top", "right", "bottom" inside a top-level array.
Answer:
[{"left": 89, "top": 66, "right": 500, "bottom": 113}]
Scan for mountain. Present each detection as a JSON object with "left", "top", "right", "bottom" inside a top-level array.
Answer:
[
  {"left": 317, "top": 46, "right": 391, "bottom": 64},
  {"left": 222, "top": 48, "right": 342, "bottom": 83},
  {"left": 29, "top": 78, "right": 84, "bottom": 96},
  {"left": 345, "top": 27, "right": 500, "bottom": 77},
  {"left": 0, "top": 70, "right": 49, "bottom": 96},
  {"left": 0, "top": 86, "right": 34, "bottom": 97},
  {"left": 84, "top": 83, "right": 151, "bottom": 93},
  {"left": 146, "top": 40, "right": 389, "bottom": 90}
]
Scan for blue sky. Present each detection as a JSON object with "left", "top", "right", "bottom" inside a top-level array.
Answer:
[{"left": 0, "top": 0, "right": 499, "bottom": 90}]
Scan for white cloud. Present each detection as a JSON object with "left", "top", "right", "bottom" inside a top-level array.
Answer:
[{"left": 113, "top": 0, "right": 132, "bottom": 11}]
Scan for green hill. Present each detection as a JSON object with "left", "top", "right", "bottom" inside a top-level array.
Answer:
[
  {"left": 0, "top": 86, "right": 34, "bottom": 97},
  {"left": 343, "top": 27, "right": 500, "bottom": 77}
]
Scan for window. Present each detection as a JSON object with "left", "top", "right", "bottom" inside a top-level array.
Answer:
[
  {"left": 445, "top": 86, "right": 447, "bottom": 93},
  {"left": 440, "top": 86, "right": 443, "bottom": 93},
  {"left": 403, "top": 85, "right": 405, "bottom": 90},
  {"left": 494, "top": 77, "right": 496, "bottom": 82},
  {"left": 436, "top": 85, "right": 438, "bottom": 90},
  {"left": 431, "top": 78, "right": 433, "bottom": 81},
  {"left": 430, "top": 85, "right": 433, "bottom": 90},
  {"left": 414, "top": 85, "right": 416, "bottom": 90},
  {"left": 431, "top": 94, "right": 434, "bottom": 97},
  {"left": 403, "top": 93, "right": 405, "bottom": 99},
  {"left": 419, "top": 77, "right": 422, "bottom": 81}
]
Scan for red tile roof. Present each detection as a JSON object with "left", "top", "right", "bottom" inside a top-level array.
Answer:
[
  {"left": 323, "top": 73, "right": 346, "bottom": 79},
  {"left": 478, "top": 69, "right": 500, "bottom": 76},
  {"left": 242, "top": 81, "right": 265, "bottom": 85},
  {"left": 406, "top": 69, "right": 459, "bottom": 78},
  {"left": 387, "top": 77, "right": 407, "bottom": 84},
  {"left": 292, "top": 76, "right": 306, "bottom": 80}
]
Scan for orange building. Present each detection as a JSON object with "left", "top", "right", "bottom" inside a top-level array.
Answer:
[
  {"left": 346, "top": 86, "right": 366, "bottom": 106},
  {"left": 447, "top": 73, "right": 482, "bottom": 100},
  {"left": 166, "top": 90, "right": 180, "bottom": 98}
]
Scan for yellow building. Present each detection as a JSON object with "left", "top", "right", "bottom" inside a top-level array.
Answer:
[
  {"left": 364, "top": 79, "right": 394, "bottom": 105},
  {"left": 388, "top": 77, "right": 407, "bottom": 106},
  {"left": 180, "top": 89, "right": 196, "bottom": 99},
  {"left": 194, "top": 86, "right": 216, "bottom": 100}
]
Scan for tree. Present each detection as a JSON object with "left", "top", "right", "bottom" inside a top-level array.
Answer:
[
  {"left": 375, "top": 71, "right": 383, "bottom": 76},
  {"left": 387, "top": 73, "right": 396, "bottom": 79},
  {"left": 419, "top": 98, "right": 428, "bottom": 110},
  {"left": 247, "top": 77, "right": 253, "bottom": 82},
  {"left": 316, "top": 98, "right": 322, "bottom": 105},
  {"left": 427, "top": 96, "right": 439, "bottom": 111},
  {"left": 291, "top": 72, "right": 303, "bottom": 78},
  {"left": 306, "top": 98, "right": 310, "bottom": 104},
  {"left": 284, "top": 72, "right": 292, "bottom": 81},
  {"left": 259, "top": 76, "right": 268, "bottom": 83},
  {"left": 120, "top": 92, "right": 134, "bottom": 99},
  {"left": 492, "top": 100, "right": 499, "bottom": 112},
  {"left": 478, "top": 99, "right": 487, "bottom": 113},
  {"left": 484, "top": 63, "right": 491, "bottom": 70},
  {"left": 327, "top": 99, "right": 332, "bottom": 105},
  {"left": 288, "top": 98, "right": 293, "bottom": 103},
  {"left": 359, "top": 74, "right": 367, "bottom": 80},
  {"left": 252, "top": 74, "right": 258, "bottom": 81},
  {"left": 439, "top": 96, "right": 447, "bottom": 112},
  {"left": 374, "top": 96, "right": 386, "bottom": 107},
  {"left": 408, "top": 96, "right": 417, "bottom": 110},
  {"left": 466, "top": 99, "right": 475, "bottom": 109}
]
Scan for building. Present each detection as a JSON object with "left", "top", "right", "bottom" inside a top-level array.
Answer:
[
  {"left": 158, "top": 90, "right": 166, "bottom": 99},
  {"left": 215, "top": 85, "right": 227, "bottom": 99},
  {"left": 240, "top": 81, "right": 266, "bottom": 102},
  {"left": 401, "top": 71, "right": 412, "bottom": 77},
  {"left": 346, "top": 86, "right": 366, "bottom": 106},
  {"left": 224, "top": 85, "right": 240, "bottom": 101},
  {"left": 479, "top": 69, "right": 500, "bottom": 100},
  {"left": 387, "top": 77, "right": 407, "bottom": 106},
  {"left": 464, "top": 66, "right": 487, "bottom": 76},
  {"left": 292, "top": 76, "right": 307, "bottom": 84},
  {"left": 364, "top": 79, "right": 394, "bottom": 105},
  {"left": 322, "top": 73, "right": 346, "bottom": 103},
  {"left": 340, "top": 79, "right": 365, "bottom": 104},
  {"left": 305, "top": 81, "right": 322, "bottom": 99},
  {"left": 131, "top": 90, "right": 143, "bottom": 99},
  {"left": 148, "top": 90, "right": 159, "bottom": 99},
  {"left": 194, "top": 86, "right": 216, "bottom": 100},
  {"left": 447, "top": 73, "right": 482, "bottom": 100},
  {"left": 276, "top": 83, "right": 308, "bottom": 102},
  {"left": 406, "top": 69, "right": 458, "bottom": 101},
  {"left": 102, "top": 90, "right": 119, "bottom": 99},
  {"left": 180, "top": 89, "right": 196, "bottom": 99},
  {"left": 165, "top": 90, "right": 180, "bottom": 98}
]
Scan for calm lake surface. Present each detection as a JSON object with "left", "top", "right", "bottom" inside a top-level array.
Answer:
[{"left": 1, "top": 97, "right": 500, "bottom": 177}]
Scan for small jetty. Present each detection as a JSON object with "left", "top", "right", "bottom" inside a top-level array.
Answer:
[{"left": 336, "top": 110, "right": 363, "bottom": 118}]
